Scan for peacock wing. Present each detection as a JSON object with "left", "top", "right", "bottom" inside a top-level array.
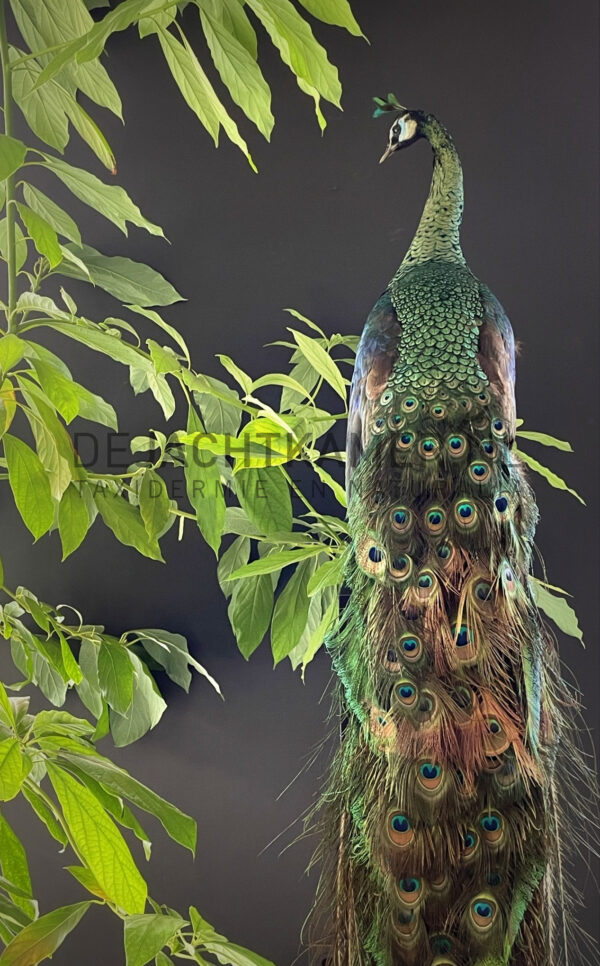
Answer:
[
  {"left": 346, "top": 290, "right": 402, "bottom": 486},
  {"left": 477, "top": 284, "right": 517, "bottom": 438}
]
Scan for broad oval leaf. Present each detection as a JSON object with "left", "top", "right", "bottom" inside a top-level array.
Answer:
[
  {"left": 124, "top": 913, "right": 187, "bottom": 966},
  {"left": 0, "top": 135, "right": 27, "bottom": 181},
  {"left": 0, "top": 901, "right": 91, "bottom": 966},
  {"left": 3, "top": 435, "right": 54, "bottom": 540}
]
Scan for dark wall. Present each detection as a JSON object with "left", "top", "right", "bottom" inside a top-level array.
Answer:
[{"left": 1, "top": 0, "right": 598, "bottom": 962}]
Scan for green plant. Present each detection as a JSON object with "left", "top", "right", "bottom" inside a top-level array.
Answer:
[{"left": 0, "top": 1, "right": 364, "bottom": 963}]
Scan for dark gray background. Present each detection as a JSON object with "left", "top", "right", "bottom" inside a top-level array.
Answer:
[{"left": 1, "top": 0, "right": 598, "bottom": 962}]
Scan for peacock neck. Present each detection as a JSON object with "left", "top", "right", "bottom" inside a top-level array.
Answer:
[{"left": 395, "top": 115, "right": 465, "bottom": 279}]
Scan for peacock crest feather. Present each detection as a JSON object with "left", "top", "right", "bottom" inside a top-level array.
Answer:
[{"left": 307, "top": 101, "right": 597, "bottom": 966}]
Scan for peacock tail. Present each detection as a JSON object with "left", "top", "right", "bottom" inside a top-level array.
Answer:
[{"left": 307, "top": 104, "right": 595, "bottom": 966}]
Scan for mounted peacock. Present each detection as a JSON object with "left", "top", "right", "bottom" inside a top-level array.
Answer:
[{"left": 307, "top": 97, "right": 596, "bottom": 966}]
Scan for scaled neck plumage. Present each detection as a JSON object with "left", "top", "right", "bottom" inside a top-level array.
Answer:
[{"left": 394, "top": 114, "right": 465, "bottom": 280}]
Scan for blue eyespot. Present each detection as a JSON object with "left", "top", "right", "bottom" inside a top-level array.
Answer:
[
  {"left": 368, "top": 546, "right": 383, "bottom": 563},
  {"left": 482, "top": 440, "right": 495, "bottom": 455},
  {"left": 472, "top": 464, "right": 487, "bottom": 477},
  {"left": 429, "top": 511, "right": 442, "bottom": 525},
  {"left": 437, "top": 543, "right": 452, "bottom": 559},
  {"left": 455, "top": 625, "right": 471, "bottom": 647},
  {"left": 401, "top": 433, "right": 413, "bottom": 445},
  {"left": 420, "top": 763, "right": 440, "bottom": 780},
  {"left": 450, "top": 436, "right": 463, "bottom": 450},
  {"left": 487, "top": 872, "right": 503, "bottom": 887},
  {"left": 375, "top": 417, "right": 384, "bottom": 428},
  {"left": 481, "top": 815, "right": 501, "bottom": 832},
  {"left": 394, "top": 510, "right": 407, "bottom": 524},
  {"left": 398, "top": 684, "right": 416, "bottom": 700},
  {"left": 475, "top": 580, "right": 492, "bottom": 601},
  {"left": 398, "top": 877, "right": 420, "bottom": 893},
  {"left": 493, "top": 420, "right": 504, "bottom": 431},
  {"left": 458, "top": 503, "right": 473, "bottom": 518},
  {"left": 386, "top": 648, "right": 399, "bottom": 663},
  {"left": 464, "top": 832, "right": 475, "bottom": 849},
  {"left": 418, "top": 574, "right": 433, "bottom": 589},
  {"left": 402, "top": 638, "right": 418, "bottom": 652},
  {"left": 488, "top": 719, "right": 501, "bottom": 734},
  {"left": 391, "top": 814, "right": 410, "bottom": 833},
  {"left": 474, "top": 901, "right": 493, "bottom": 919},
  {"left": 495, "top": 496, "right": 509, "bottom": 513}
]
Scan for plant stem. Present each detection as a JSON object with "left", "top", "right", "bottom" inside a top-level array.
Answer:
[{"left": 0, "top": 0, "right": 17, "bottom": 327}]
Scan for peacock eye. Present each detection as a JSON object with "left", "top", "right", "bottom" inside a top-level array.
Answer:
[
  {"left": 380, "top": 389, "right": 394, "bottom": 406},
  {"left": 420, "top": 762, "right": 440, "bottom": 780},
  {"left": 474, "top": 580, "right": 493, "bottom": 601},
  {"left": 391, "top": 814, "right": 410, "bottom": 833},
  {"left": 402, "top": 396, "right": 418, "bottom": 413},
  {"left": 397, "top": 431, "right": 415, "bottom": 450},
  {"left": 481, "top": 439, "right": 497, "bottom": 457},
  {"left": 368, "top": 546, "right": 384, "bottom": 563},
  {"left": 396, "top": 681, "right": 417, "bottom": 707},
  {"left": 425, "top": 507, "right": 446, "bottom": 533},
  {"left": 454, "top": 499, "right": 478, "bottom": 528},
  {"left": 400, "top": 634, "right": 422, "bottom": 662},
  {"left": 431, "top": 403, "right": 446, "bottom": 418},
  {"left": 390, "top": 554, "right": 413, "bottom": 580},
  {"left": 469, "top": 461, "right": 491, "bottom": 483},
  {"left": 391, "top": 507, "right": 412, "bottom": 533},
  {"left": 447, "top": 434, "right": 467, "bottom": 456},
  {"left": 491, "top": 418, "right": 506, "bottom": 438},
  {"left": 437, "top": 542, "right": 452, "bottom": 560},
  {"left": 419, "top": 437, "right": 439, "bottom": 459},
  {"left": 454, "top": 624, "right": 472, "bottom": 647},
  {"left": 373, "top": 416, "right": 386, "bottom": 434}
]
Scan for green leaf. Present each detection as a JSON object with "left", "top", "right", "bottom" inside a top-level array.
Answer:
[
  {"left": 57, "top": 750, "right": 196, "bottom": 854},
  {"left": 58, "top": 244, "right": 182, "bottom": 307},
  {"left": 202, "top": 940, "right": 274, "bottom": 966},
  {"left": 58, "top": 484, "right": 91, "bottom": 559},
  {"left": 516, "top": 429, "right": 573, "bottom": 452},
  {"left": 199, "top": 8, "right": 274, "bottom": 139},
  {"left": 32, "top": 319, "right": 154, "bottom": 372},
  {"left": 306, "top": 554, "right": 344, "bottom": 596},
  {"left": 29, "top": 358, "right": 80, "bottom": 422},
  {"left": 98, "top": 641, "right": 134, "bottom": 714},
  {"left": 21, "top": 185, "right": 81, "bottom": 245},
  {"left": 185, "top": 405, "right": 225, "bottom": 555},
  {"left": 94, "top": 487, "right": 163, "bottom": 561},
  {"left": 47, "top": 763, "right": 147, "bottom": 914},
  {"left": 156, "top": 25, "right": 256, "bottom": 171},
  {"left": 126, "top": 304, "right": 191, "bottom": 366},
  {"left": 296, "top": 0, "right": 364, "bottom": 36},
  {"left": 146, "top": 340, "right": 180, "bottom": 374},
  {"left": 290, "top": 330, "right": 346, "bottom": 400},
  {"left": 227, "top": 573, "right": 274, "bottom": 659},
  {"left": 205, "top": 0, "right": 258, "bottom": 58},
  {"left": 124, "top": 913, "right": 187, "bottom": 966},
  {"left": 236, "top": 466, "right": 292, "bottom": 535},
  {"left": 244, "top": 0, "right": 342, "bottom": 107},
  {"left": 217, "top": 536, "right": 250, "bottom": 597},
  {"left": 312, "top": 463, "right": 346, "bottom": 507},
  {"left": 109, "top": 652, "right": 167, "bottom": 747},
  {"left": 515, "top": 447, "right": 585, "bottom": 504},
  {"left": 139, "top": 469, "right": 171, "bottom": 541},
  {"left": 60, "top": 92, "right": 116, "bottom": 172},
  {"left": 229, "top": 546, "right": 323, "bottom": 579},
  {"left": 21, "top": 782, "right": 68, "bottom": 847},
  {"left": 301, "top": 593, "right": 337, "bottom": 675},
  {"left": 3, "top": 435, "right": 54, "bottom": 539},
  {"left": 131, "top": 628, "right": 217, "bottom": 694},
  {"left": 9, "top": 46, "right": 69, "bottom": 152},
  {"left": 16, "top": 204, "right": 61, "bottom": 268},
  {"left": 64, "top": 865, "right": 110, "bottom": 901},
  {"left": 0, "top": 219, "right": 27, "bottom": 272},
  {"left": 42, "top": 155, "right": 163, "bottom": 236},
  {"left": 271, "top": 557, "right": 314, "bottom": 663},
  {"left": 0, "top": 740, "right": 23, "bottom": 802},
  {"left": 0, "top": 901, "right": 91, "bottom": 966},
  {"left": 75, "top": 641, "right": 103, "bottom": 719},
  {"left": 0, "top": 815, "right": 35, "bottom": 919},
  {"left": 0, "top": 335, "right": 26, "bottom": 375},
  {"left": 0, "top": 135, "right": 26, "bottom": 181},
  {"left": 530, "top": 579, "right": 584, "bottom": 644},
  {"left": 216, "top": 354, "right": 252, "bottom": 395}
]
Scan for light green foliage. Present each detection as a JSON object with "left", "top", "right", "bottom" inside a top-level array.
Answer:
[{"left": 0, "top": 0, "right": 363, "bottom": 961}]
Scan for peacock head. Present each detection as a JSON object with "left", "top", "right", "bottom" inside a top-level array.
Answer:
[
  {"left": 379, "top": 110, "right": 422, "bottom": 163},
  {"left": 373, "top": 95, "right": 424, "bottom": 162}
]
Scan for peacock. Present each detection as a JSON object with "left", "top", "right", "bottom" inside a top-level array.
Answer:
[{"left": 307, "top": 100, "right": 595, "bottom": 966}]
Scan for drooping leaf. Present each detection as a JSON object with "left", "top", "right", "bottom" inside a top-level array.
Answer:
[
  {"left": 29, "top": 358, "right": 80, "bottom": 423},
  {"left": 47, "top": 763, "right": 147, "bottom": 914},
  {"left": 306, "top": 554, "right": 344, "bottom": 596},
  {"left": 3, "top": 435, "right": 54, "bottom": 539},
  {"left": 0, "top": 901, "right": 91, "bottom": 966},
  {"left": 530, "top": 579, "right": 584, "bottom": 644},
  {"left": 217, "top": 536, "right": 251, "bottom": 597},
  {"left": 185, "top": 405, "right": 225, "bottom": 555},
  {"left": 270, "top": 557, "right": 314, "bottom": 663},
  {"left": 515, "top": 447, "right": 585, "bottom": 504},
  {"left": 290, "top": 330, "right": 347, "bottom": 401},
  {"left": 156, "top": 25, "right": 256, "bottom": 170},
  {"left": 199, "top": 8, "right": 274, "bottom": 139},
  {"left": 516, "top": 429, "right": 573, "bottom": 452},
  {"left": 0, "top": 740, "right": 24, "bottom": 802},
  {"left": 21, "top": 185, "right": 81, "bottom": 245},
  {"left": 227, "top": 573, "right": 274, "bottom": 659},
  {"left": 57, "top": 484, "right": 91, "bottom": 560},
  {"left": 16, "top": 204, "right": 61, "bottom": 268},
  {"left": 57, "top": 750, "right": 196, "bottom": 854},
  {"left": 58, "top": 244, "right": 182, "bottom": 307},
  {"left": 124, "top": 913, "right": 187, "bottom": 966},
  {"left": 229, "top": 546, "right": 323, "bottom": 579},
  {"left": 0, "top": 815, "right": 35, "bottom": 919},
  {"left": 139, "top": 469, "right": 171, "bottom": 541},
  {"left": 94, "top": 486, "right": 163, "bottom": 561},
  {"left": 98, "top": 641, "right": 134, "bottom": 715},
  {"left": 9, "top": 47, "right": 70, "bottom": 152},
  {"left": 0, "top": 335, "right": 26, "bottom": 375},
  {"left": 42, "top": 156, "right": 163, "bottom": 236},
  {"left": 109, "top": 652, "right": 167, "bottom": 747},
  {"left": 0, "top": 219, "right": 27, "bottom": 272}
]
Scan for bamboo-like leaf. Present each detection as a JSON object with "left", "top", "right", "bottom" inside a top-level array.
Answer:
[
  {"left": 530, "top": 578, "right": 584, "bottom": 645},
  {"left": 306, "top": 554, "right": 344, "bottom": 596},
  {"left": 515, "top": 446, "right": 585, "bottom": 504},
  {"left": 0, "top": 335, "right": 25, "bottom": 375},
  {"left": 42, "top": 155, "right": 163, "bottom": 236},
  {"left": 516, "top": 429, "right": 573, "bottom": 452},
  {"left": 9, "top": 47, "right": 70, "bottom": 152},
  {"left": 270, "top": 557, "right": 314, "bottom": 663},
  {"left": 296, "top": 0, "right": 364, "bottom": 35},
  {"left": 199, "top": 7, "right": 274, "bottom": 139},
  {"left": 204, "top": 0, "right": 258, "bottom": 58},
  {"left": 290, "top": 329, "right": 347, "bottom": 401},
  {"left": 58, "top": 244, "right": 182, "bottom": 307},
  {"left": 227, "top": 572, "right": 274, "bottom": 659},
  {"left": 185, "top": 405, "right": 225, "bottom": 555},
  {"left": 229, "top": 546, "right": 323, "bottom": 579},
  {"left": 0, "top": 815, "right": 35, "bottom": 919},
  {"left": 156, "top": 25, "right": 256, "bottom": 170},
  {"left": 139, "top": 469, "right": 171, "bottom": 541},
  {"left": 94, "top": 487, "right": 163, "bottom": 561},
  {"left": 245, "top": 0, "right": 342, "bottom": 107},
  {"left": 47, "top": 763, "right": 147, "bottom": 914},
  {"left": 98, "top": 641, "right": 134, "bottom": 715},
  {"left": 217, "top": 536, "right": 251, "bottom": 596},
  {"left": 57, "top": 484, "right": 90, "bottom": 560},
  {"left": 312, "top": 462, "right": 346, "bottom": 507}
]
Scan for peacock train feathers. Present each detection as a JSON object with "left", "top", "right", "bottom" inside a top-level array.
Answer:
[{"left": 307, "top": 101, "right": 597, "bottom": 966}]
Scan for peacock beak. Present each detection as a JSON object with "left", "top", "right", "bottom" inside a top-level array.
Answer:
[{"left": 379, "top": 144, "right": 395, "bottom": 163}]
